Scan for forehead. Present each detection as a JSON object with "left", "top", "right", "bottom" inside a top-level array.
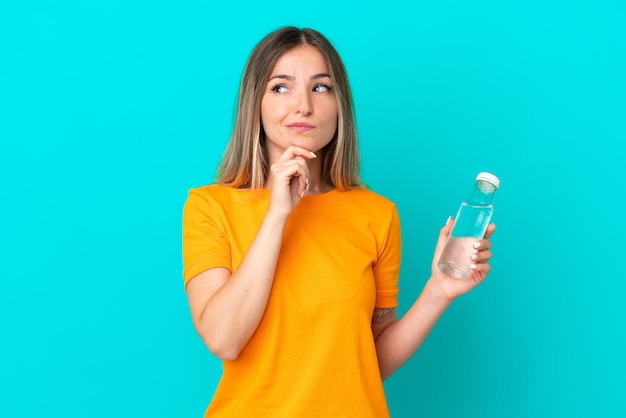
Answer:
[{"left": 270, "top": 44, "right": 330, "bottom": 75}]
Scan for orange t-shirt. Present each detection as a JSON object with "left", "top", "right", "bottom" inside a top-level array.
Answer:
[{"left": 182, "top": 185, "right": 401, "bottom": 417}]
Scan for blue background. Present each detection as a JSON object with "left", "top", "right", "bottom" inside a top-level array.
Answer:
[{"left": 1, "top": 0, "right": 624, "bottom": 417}]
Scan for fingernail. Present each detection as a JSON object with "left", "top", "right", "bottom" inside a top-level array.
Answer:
[
  {"left": 492, "top": 223, "right": 496, "bottom": 230},
  {"left": 473, "top": 242, "right": 481, "bottom": 249},
  {"left": 470, "top": 254, "right": 478, "bottom": 261},
  {"left": 470, "top": 263, "right": 477, "bottom": 270},
  {"left": 310, "top": 151, "right": 317, "bottom": 158},
  {"left": 445, "top": 216, "right": 452, "bottom": 225},
  {"left": 300, "top": 190, "right": 305, "bottom": 198}
]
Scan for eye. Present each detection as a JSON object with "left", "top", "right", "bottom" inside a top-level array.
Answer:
[
  {"left": 313, "top": 83, "right": 332, "bottom": 93},
  {"left": 271, "top": 84, "right": 289, "bottom": 93}
]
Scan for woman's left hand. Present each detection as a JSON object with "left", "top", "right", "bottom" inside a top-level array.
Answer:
[{"left": 429, "top": 218, "right": 496, "bottom": 301}]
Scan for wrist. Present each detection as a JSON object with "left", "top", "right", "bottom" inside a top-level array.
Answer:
[
  {"left": 263, "top": 208, "right": 290, "bottom": 227},
  {"left": 423, "top": 278, "right": 455, "bottom": 309}
]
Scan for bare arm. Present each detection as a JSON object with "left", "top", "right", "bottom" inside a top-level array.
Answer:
[
  {"left": 372, "top": 287, "right": 451, "bottom": 380},
  {"left": 373, "top": 220, "right": 495, "bottom": 380},
  {"left": 186, "top": 210, "right": 288, "bottom": 360},
  {"left": 185, "top": 147, "right": 315, "bottom": 360}
]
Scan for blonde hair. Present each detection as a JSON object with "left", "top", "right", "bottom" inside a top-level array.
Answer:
[{"left": 216, "top": 27, "right": 360, "bottom": 191}]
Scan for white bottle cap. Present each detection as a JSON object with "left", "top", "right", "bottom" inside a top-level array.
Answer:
[{"left": 476, "top": 172, "right": 500, "bottom": 189}]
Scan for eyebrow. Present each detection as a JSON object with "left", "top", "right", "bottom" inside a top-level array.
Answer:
[{"left": 268, "top": 73, "right": 331, "bottom": 81}]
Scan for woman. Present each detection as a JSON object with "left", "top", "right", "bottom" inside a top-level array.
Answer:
[{"left": 182, "top": 26, "right": 495, "bottom": 417}]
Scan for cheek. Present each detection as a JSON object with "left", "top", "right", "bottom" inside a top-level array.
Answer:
[
  {"left": 326, "top": 99, "right": 339, "bottom": 119},
  {"left": 260, "top": 100, "right": 269, "bottom": 124},
  {"left": 323, "top": 105, "right": 339, "bottom": 129},
  {"left": 260, "top": 100, "right": 282, "bottom": 125}
]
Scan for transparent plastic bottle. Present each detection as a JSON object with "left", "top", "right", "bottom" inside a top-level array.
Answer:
[{"left": 437, "top": 172, "right": 500, "bottom": 279}]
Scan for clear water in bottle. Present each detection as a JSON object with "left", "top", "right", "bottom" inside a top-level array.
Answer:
[
  {"left": 438, "top": 204, "right": 494, "bottom": 278},
  {"left": 437, "top": 173, "right": 499, "bottom": 279}
]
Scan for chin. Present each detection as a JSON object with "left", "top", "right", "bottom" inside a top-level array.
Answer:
[{"left": 289, "top": 140, "right": 315, "bottom": 150}]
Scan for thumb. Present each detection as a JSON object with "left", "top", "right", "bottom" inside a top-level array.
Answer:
[{"left": 434, "top": 216, "right": 454, "bottom": 259}]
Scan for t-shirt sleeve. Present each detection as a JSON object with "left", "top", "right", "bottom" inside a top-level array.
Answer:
[
  {"left": 181, "top": 188, "right": 232, "bottom": 288},
  {"left": 372, "top": 205, "right": 401, "bottom": 308}
]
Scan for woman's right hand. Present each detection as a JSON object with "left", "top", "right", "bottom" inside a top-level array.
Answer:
[
  {"left": 186, "top": 146, "right": 318, "bottom": 360},
  {"left": 266, "top": 146, "right": 317, "bottom": 217}
]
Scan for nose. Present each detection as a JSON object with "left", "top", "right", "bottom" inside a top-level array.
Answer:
[{"left": 295, "top": 89, "right": 313, "bottom": 116}]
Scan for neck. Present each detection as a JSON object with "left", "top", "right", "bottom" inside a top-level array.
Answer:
[{"left": 304, "top": 160, "right": 335, "bottom": 195}]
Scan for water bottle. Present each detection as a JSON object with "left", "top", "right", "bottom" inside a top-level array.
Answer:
[{"left": 437, "top": 172, "right": 500, "bottom": 279}]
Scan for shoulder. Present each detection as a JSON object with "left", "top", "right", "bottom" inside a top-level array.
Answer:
[
  {"left": 186, "top": 184, "right": 257, "bottom": 203},
  {"left": 328, "top": 187, "right": 399, "bottom": 228},
  {"left": 183, "top": 184, "right": 219, "bottom": 210},
  {"left": 341, "top": 187, "right": 397, "bottom": 212},
  {"left": 185, "top": 184, "right": 268, "bottom": 213},
  {"left": 342, "top": 188, "right": 401, "bottom": 246},
  {"left": 187, "top": 184, "right": 232, "bottom": 200}
]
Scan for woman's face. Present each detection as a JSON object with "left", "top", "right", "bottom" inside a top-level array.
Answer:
[{"left": 260, "top": 44, "right": 338, "bottom": 162}]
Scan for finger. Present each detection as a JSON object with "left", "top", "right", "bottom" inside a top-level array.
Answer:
[
  {"left": 276, "top": 161, "right": 308, "bottom": 200},
  {"left": 434, "top": 217, "right": 454, "bottom": 256},
  {"left": 483, "top": 223, "right": 496, "bottom": 240},
  {"left": 473, "top": 238, "right": 491, "bottom": 251},
  {"left": 469, "top": 262, "right": 490, "bottom": 283},
  {"left": 279, "top": 146, "right": 318, "bottom": 162},
  {"left": 470, "top": 249, "right": 492, "bottom": 263},
  {"left": 294, "top": 164, "right": 308, "bottom": 198},
  {"left": 272, "top": 161, "right": 309, "bottom": 185}
]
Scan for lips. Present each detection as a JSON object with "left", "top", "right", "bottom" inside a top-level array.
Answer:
[{"left": 287, "top": 122, "right": 314, "bottom": 133}]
